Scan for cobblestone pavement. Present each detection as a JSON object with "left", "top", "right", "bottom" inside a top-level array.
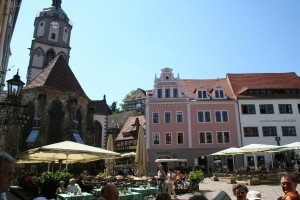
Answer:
[{"left": 149, "top": 178, "right": 284, "bottom": 200}]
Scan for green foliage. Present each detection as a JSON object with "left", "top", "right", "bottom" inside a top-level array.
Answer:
[
  {"left": 38, "top": 169, "right": 73, "bottom": 198},
  {"left": 189, "top": 169, "right": 205, "bottom": 183}
]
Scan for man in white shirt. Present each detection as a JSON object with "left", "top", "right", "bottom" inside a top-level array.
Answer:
[
  {"left": 67, "top": 178, "right": 81, "bottom": 193},
  {"left": 0, "top": 151, "right": 15, "bottom": 200}
]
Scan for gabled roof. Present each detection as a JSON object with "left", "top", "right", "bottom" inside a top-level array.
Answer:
[
  {"left": 180, "top": 78, "right": 235, "bottom": 100},
  {"left": 124, "top": 88, "right": 146, "bottom": 101},
  {"left": 116, "top": 115, "right": 146, "bottom": 141},
  {"left": 89, "top": 99, "right": 111, "bottom": 115},
  {"left": 25, "top": 55, "right": 89, "bottom": 99},
  {"left": 227, "top": 72, "right": 300, "bottom": 99},
  {"left": 108, "top": 110, "right": 138, "bottom": 129}
]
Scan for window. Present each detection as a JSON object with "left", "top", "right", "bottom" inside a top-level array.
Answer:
[
  {"left": 164, "top": 112, "right": 171, "bottom": 123},
  {"left": 217, "top": 132, "right": 230, "bottom": 143},
  {"left": 177, "top": 133, "right": 184, "bottom": 144},
  {"left": 197, "top": 90, "right": 207, "bottom": 99},
  {"left": 298, "top": 104, "right": 300, "bottom": 113},
  {"left": 244, "top": 127, "right": 259, "bottom": 137},
  {"left": 73, "top": 131, "right": 84, "bottom": 143},
  {"left": 173, "top": 88, "right": 178, "bottom": 98},
  {"left": 157, "top": 89, "right": 162, "bottom": 98},
  {"left": 176, "top": 111, "right": 183, "bottom": 123},
  {"left": 152, "top": 112, "right": 159, "bottom": 123},
  {"left": 199, "top": 132, "right": 213, "bottom": 144},
  {"left": 241, "top": 104, "right": 256, "bottom": 114},
  {"left": 215, "top": 89, "right": 224, "bottom": 98},
  {"left": 282, "top": 126, "right": 297, "bottom": 136},
  {"left": 198, "top": 111, "right": 211, "bottom": 122},
  {"left": 153, "top": 133, "right": 160, "bottom": 144},
  {"left": 259, "top": 104, "right": 274, "bottom": 114},
  {"left": 51, "top": 33, "right": 56, "bottom": 39},
  {"left": 165, "top": 89, "right": 170, "bottom": 98},
  {"left": 165, "top": 133, "right": 172, "bottom": 144},
  {"left": 215, "top": 111, "right": 228, "bottom": 122},
  {"left": 278, "top": 104, "right": 293, "bottom": 114},
  {"left": 26, "top": 128, "right": 40, "bottom": 143},
  {"left": 262, "top": 126, "right": 277, "bottom": 136}
]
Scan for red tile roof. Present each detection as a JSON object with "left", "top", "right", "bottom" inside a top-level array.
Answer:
[
  {"left": 180, "top": 78, "right": 235, "bottom": 100},
  {"left": 227, "top": 72, "right": 300, "bottom": 99},
  {"left": 116, "top": 115, "right": 146, "bottom": 141},
  {"left": 25, "top": 55, "right": 89, "bottom": 99}
]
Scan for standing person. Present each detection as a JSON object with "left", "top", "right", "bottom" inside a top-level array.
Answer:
[
  {"left": 166, "top": 168, "right": 177, "bottom": 199},
  {"left": 278, "top": 173, "right": 300, "bottom": 200},
  {"left": 157, "top": 165, "right": 166, "bottom": 192},
  {"left": 99, "top": 184, "right": 119, "bottom": 200},
  {"left": 232, "top": 183, "right": 249, "bottom": 200},
  {"left": 0, "top": 151, "right": 15, "bottom": 200}
]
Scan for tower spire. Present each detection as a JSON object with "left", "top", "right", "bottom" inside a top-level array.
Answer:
[{"left": 52, "top": 0, "right": 62, "bottom": 9}]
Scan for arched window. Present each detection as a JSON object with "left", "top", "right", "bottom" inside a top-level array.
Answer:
[
  {"left": 48, "top": 100, "right": 64, "bottom": 144},
  {"left": 44, "top": 50, "right": 55, "bottom": 67},
  {"left": 93, "top": 121, "right": 103, "bottom": 147}
]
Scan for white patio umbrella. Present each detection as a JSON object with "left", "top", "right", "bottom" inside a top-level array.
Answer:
[
  {"left": 210, "top": 147, "right": 241, "bottom": 171},
  {"left": 282, "top": 142, "right": 300, "bottom": 150},
  {"left": 16, "top": 141, "right": 121, "bottom": 169},
  {"left": 105, "top": 134, "right": 114, "bottom": 175},
  {"left": 237, "top": 144, "right": 282, "bottom": 168},
  {"left": 134, "top": 125, "right": 148, "bottom": 176}
]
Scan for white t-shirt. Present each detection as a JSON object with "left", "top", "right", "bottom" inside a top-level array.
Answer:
[{"left": 67, "top": 184, "right": 80, "bottom": 193}]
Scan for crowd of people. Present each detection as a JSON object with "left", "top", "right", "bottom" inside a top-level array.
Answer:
[{"left": 1, "top": 151, "right": 300, "bottom": 200}]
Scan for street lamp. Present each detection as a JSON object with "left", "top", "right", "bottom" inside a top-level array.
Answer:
[
  {"left": 0, "top": 70, "right": 25, "bottom": 109},
  {"left": 0, "top": 71, "right": 29, "bottom": 128}
]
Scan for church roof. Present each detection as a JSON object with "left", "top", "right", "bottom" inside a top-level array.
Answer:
[
  {"left": 25, "top": 55, "right": 89, "bottom": 99},
  {"left": 89, "top": 99, "right": 112, "bottom": 115}
]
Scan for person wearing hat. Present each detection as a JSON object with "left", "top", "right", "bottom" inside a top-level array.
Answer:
[
  {"left": 56, "top": 180, "right": 67, "bottom": 194},
  {"left": 247, "top": 190, "right": 262, "bottom": 200}
]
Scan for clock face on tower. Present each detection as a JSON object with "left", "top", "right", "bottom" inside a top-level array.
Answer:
[{"left": 50, "top": 21, "right": 59, "bottom": 29}]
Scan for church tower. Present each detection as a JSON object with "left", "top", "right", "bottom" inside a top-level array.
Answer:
[{"left": 26, "top": 0, "right": 72, "bottom": 83}]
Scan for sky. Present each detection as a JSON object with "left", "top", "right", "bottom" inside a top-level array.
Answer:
[{"left": 8, "top": 0, "right": 300, "bottom": 107}]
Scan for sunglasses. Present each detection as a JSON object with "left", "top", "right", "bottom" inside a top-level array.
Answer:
[{"left": 236, "top": 192, "right": 245, "bottom": 195}]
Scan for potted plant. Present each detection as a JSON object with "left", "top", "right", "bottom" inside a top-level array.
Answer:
[
  {"left": 226, "top": 175, "right": 236, "bottom": 184},
  {"left": 38, "top": 169, "right": 73, "bottom": 199},
  {"left": 210, "top": 173, "right": 219, "bottom": 181},
  {"left": 247, "top": 177, "right": 260, "bottom": 185}
]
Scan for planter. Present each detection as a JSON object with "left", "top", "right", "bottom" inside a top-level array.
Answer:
[
  {"left": 226, "top": 179, "right": 236, "bottom": 184},
  {"left": 247, "top": 179, "right": 260, "bottom": 185},
  {"left": 211, "top": 176, "right": 219, "bottom": 181}
]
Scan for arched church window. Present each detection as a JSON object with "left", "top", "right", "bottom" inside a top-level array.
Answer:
[{"left": 44, "top": 50, "right": 55, "bottom": 67}]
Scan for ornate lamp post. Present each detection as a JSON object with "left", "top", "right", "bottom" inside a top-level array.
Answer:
[{"left": 0, "top": 71, "right": 29, "bottom": 128}]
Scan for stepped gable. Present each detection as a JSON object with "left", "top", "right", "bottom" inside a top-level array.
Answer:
[
  {"left": 227, "top": 72, "right": 300, "bottom": 99},
  {"left": 25, "top": 55, "right": 89, "bottom": 99},
  {"left": 116, "top": 115, "right": 146, "bottom": 141},
  {"left": 180, "top": 78, "right": 235, "bottom": 100}
]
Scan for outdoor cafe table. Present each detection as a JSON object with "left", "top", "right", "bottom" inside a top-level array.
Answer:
[
  {"left": 119, "top": 191, "right": 142, "bottom": 200},
  {"left": 131, "top": 187, "right": 159, "bottom": 198},
  {"left": 91, "top": 188, "right": 102, "bottom": 198},
  {"left": 57, "top": 192, "right": 93, "bottom": 200}
]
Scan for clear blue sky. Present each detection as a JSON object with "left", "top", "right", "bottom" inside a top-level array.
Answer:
[{"left": 8, "top": 0, "right": 300, "bottom": 107}]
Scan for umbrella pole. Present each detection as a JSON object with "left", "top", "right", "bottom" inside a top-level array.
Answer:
[{"left": 47, "top": 163, "right": 50, "bottom": 172}]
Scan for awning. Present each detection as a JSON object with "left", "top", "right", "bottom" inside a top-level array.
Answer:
[{"left": 155, "top": 158, "right": 187, "bottom": 163}]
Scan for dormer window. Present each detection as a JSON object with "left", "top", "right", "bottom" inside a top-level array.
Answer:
[
  {"left": 213, "top": 87, "right": 226, "bottom": 99},
  {"left": 198, "top": 90, "right": 207, "bottom": 99}
]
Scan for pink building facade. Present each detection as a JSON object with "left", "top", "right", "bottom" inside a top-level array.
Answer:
[{"left": 146, "top": 68, "right": 241, "bottom": 175}]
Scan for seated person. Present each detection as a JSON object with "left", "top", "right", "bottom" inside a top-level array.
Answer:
[
  {"left": 56, "top": 181, "right": 67, "bottom": 194},
  {"left": 77, "top": 173, "right": 93, "bottom": 192},
  {"left": 67, "top": 178, "right": 81, "bottom": 193}
]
